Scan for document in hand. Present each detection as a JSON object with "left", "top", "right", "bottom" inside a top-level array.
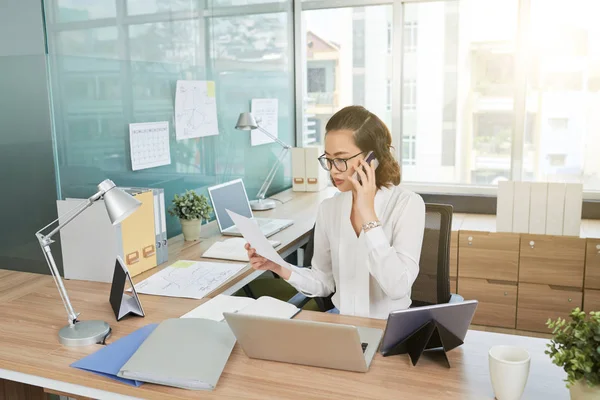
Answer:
[
  {"left": 202, "top": 237, "right": 281, "bottom": 262},
  {"left": 118, "top": 318, "right": 236, "bottom": 390},
  {"left": 226, "top": 210, "right": 292, "bottom": 271},
  {"left": 181, "top": 294, "right": 300, "bottom": 321}
]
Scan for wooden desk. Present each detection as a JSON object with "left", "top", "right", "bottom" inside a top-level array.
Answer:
[
  {"left": 0, "top": 269, "right": 568, "bottom": 400},
  {"left": 133, "top": 187, "right": 338, "bottom": 297}
]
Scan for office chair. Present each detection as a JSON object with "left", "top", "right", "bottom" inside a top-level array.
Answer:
[
  {"left": 308, "top": 203, "right": 463, "bottom": 311},
  {"left": 410, "top": 203, "right": 463, "bottom": 307}
]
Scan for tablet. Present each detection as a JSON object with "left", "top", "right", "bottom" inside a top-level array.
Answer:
[{"left": 380, "top": 300, "right": 478, "bottom": 356}]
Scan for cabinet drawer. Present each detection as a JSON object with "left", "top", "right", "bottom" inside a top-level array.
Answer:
[
  {"left": 517, "top": 283, "right": 582, "bottom": 333},
  {"left": 584, "top": 289, "right": 600, "bottom": 312},
  {"left": 450, "top": 231, "right": 458, "bottom": 279},
  {"left": 459, "top": 277, "right": 517, "bottom": 329},
  {"left": 458, "top": 231, "right": 519, "bottom": 281},
  {"left": 519, "top": 235, "right": 585, "bottom": 288},
  {"left": 585, "top": 240, "right": 600, "bottom": 289}
]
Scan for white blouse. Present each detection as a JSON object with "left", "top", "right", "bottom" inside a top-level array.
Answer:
[{"left": 286, "top": 185, "right": 425, "bottom": 320}]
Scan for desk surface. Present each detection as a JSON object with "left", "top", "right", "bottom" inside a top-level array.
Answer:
[
  {"left": 0, "top": 188, "right": 569, "bottom": 399},
  {"left": 0, "top": 269, "right": 568, "bottom": 400}
]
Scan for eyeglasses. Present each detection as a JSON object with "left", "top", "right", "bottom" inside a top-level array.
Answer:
[{"left": 318, "top": 151, "right": 365, "bottom": 172}]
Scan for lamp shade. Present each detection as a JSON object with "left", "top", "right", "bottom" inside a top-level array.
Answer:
[
  {"left": 235, "top": 112, "right": 258, "bottom": 131},
  {"left": 97, "top": 179, "right": 141, "bottom": 225}
]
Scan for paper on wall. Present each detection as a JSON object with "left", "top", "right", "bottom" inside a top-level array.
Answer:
[
  {"left": 175, "top": 80, "right": 219, "bottom": 140},
  {"left": 129, "top": 121, "right": 171, "bottom": 171},
  {"left": 250, "top": 98, "right": 278, "bottom": 146}
]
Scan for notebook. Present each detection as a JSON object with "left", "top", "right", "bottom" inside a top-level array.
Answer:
[
  {"left": 202, "top": 237, "right": 281, "bottom": 262},
  {"left": 118, "top": 318, "right": 236, "bottom": 390},
  {"left": 181, "top": 294, "right": 301, "bottom": 322}
]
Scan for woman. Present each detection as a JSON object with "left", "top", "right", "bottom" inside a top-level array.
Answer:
[{"left": 245, "top": 105, "right": 425, "bottom": 319}]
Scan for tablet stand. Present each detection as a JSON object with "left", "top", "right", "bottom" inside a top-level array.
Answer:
[
  {"left": 109, "top": 257, "right": 145, "bottom": 321},
  {"left": 382, "top": 319, "right": 463, "bottom": 367}
]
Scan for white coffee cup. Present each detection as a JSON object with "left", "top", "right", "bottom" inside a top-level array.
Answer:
[{"left": 489, "top": 345, "right": 531, "bottom": 400}]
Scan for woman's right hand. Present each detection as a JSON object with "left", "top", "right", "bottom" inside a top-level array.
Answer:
[{"left": 245, "top": 243, "right": 279, "bottom": 272}]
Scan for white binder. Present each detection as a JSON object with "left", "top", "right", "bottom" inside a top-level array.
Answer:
[
  {"left": 292, "top": 147, "right": 306, "bottom": 191},
  {"left": 529, "top": 182, "right": 548, "bottom": 234},
  {"left": 563, "top": 183, "right": 583, "bottom": 237},
  {"left": 304, "top": 145, "right": 328, "bottom": 192},
  {"left": 546, "top": 183, "right": 567, "bottom": 235},
  {"left": 496, "top": 181, "right": 514, "bottom": 233},
  {"left": 512, "top": 182, "right": 531, "bottom": 234}
]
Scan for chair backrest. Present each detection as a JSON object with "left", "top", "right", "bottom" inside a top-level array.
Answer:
[{"left": 410, "top": 203, "right": 453, "bottom": 307}]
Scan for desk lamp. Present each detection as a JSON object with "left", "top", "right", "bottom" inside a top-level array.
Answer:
[
  {"left": 35, "top": 179, "right": 141, "bottom": 346},
  {"left": 235, "top": 112, "right": 291, "bottom": 211}
]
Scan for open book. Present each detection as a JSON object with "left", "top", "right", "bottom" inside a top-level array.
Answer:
[
  {"left": 202, "top": 237, "right": 281, "bottom": 262},
  {"left": 181, "top": 294, "right": 300, "bottom": 322}
]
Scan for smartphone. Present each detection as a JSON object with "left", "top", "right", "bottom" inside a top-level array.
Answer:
[{"left": 354, "top": 151, "right": 379, "bottom": 184}]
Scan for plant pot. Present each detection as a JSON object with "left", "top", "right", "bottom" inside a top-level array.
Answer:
[
  {"left": 570, "top": 380, "right": 600, "bottom": 400},
  {"left": 180, "top": 218, "right": 202, "bottom": 241}
]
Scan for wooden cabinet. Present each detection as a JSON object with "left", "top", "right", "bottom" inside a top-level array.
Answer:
[
  {"left": 519, "top": 235, "right": 585, "bottom": 288},
  {"left": 585, "top": 239, "right": 600, "bottom": 289},
  {"left": 517, "top": 283, "right": 582, "bottom": 332},
  {"left": 450, "top": 276, "right": 457, "bottom": 294},
  {"left": 459, "top": 277, "right": 517, "bottom": 328},
  {"left": 458, "top": 231, "right": 520, "bottom": 282},
  {"left": 584, "top": 289, "right": 600, "bottom": 312},
  {"left": 450, "top": 231, "right": 458, "bottom": 279}
]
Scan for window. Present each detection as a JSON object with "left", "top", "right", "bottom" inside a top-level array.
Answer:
[
  {"left": 387, "top": 22, "right": 392, "bottom": 54},
  {"left": 523, "top": 0, "right": 600, "bottom": 189},
  {"left": 402, "top": 135, "right": 416, "bottom": 165},
  {"left": 403, "top": 79, "right": 416, "bottom": 110},
  {"left": 386, "top": 79, "right": 392, "bottom": 111},
  {"left": 353, "top": 18, "right": 365, "bottom": 68},
  {"left": 302, "top": 5, "right": 393, "bottom": 146},
  {"left": 403, "top": 21, "right": 418, "bottom": 53},
  {"left": 308, "top": 68, "right": 326, "bottom": 93}
]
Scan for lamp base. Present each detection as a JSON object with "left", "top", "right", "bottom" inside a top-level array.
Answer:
[
  {"left": 58, "top": 320, "right": 111, "bottom": 346},
  {"left": 250, "top": 199, "right": 277, "bottom": 211}
]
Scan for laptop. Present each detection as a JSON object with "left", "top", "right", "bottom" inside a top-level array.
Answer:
[
  {"left": 207, "top": 179, "right": 293, "bottom": 238},
  {"left": 380, "top": 300, "right": 478, "bottom": 356},
  {"left": 223, "top": 312, "right": 383, "bottom": 373}
]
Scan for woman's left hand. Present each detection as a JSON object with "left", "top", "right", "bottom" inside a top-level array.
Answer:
[{"left": 348, "top": 159, "right": 378, "bottom": 224}]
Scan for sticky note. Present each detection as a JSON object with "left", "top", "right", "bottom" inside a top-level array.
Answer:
[
  {"left": 206, "top": 81, "right": 215, "bottom": 97},
  {"left": 171, "top": 260, "right": 195, "bottom": 269}
]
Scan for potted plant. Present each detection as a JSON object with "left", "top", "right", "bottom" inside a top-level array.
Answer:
[
  {"left": 546, "top": 308, "right": 600, "bottom": 400},
  {"left": 168, "top": 190, "right": 212, "bottom": 241}
]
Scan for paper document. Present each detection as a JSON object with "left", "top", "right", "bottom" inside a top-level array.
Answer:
[
  {"left": 181, "top": 294, "right": 300, "bottom": 321},
  {"left": 226, "top": 210, "right": 291, "bottom": 271},
  {"left": 202, "top": 237, "right": 281, "bottom": 262},
  {"left": 133, "top": 261, "right": 246, "bottom": 299},
  {"left": 129, "top": 121, "right": 171, "bottom": 171},
  {"left": 251, "top": 98, "right": 278, "bottom": 146},
  {"left": 175, "top": 80, "right": 219, "bottom": 140}
]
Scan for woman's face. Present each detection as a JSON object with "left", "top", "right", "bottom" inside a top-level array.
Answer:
[{"left": 324, "top": 129, "right": 364, "bottom": 192}]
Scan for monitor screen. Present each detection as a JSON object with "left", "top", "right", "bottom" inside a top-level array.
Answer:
[{"left": 209, "top": 180, "right": 252, "bottom": 230}]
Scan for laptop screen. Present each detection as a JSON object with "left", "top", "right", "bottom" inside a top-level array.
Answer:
[{"left": 209, "top": 180, "right": 253, "bottom": 230}]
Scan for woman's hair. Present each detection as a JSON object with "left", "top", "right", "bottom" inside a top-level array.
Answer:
[{"left": 325, "top": 105, "right": 401, "bottom": 189}]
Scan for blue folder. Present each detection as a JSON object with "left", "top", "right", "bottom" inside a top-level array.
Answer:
[{"left": 71, "top": 323, "right": 158, "bottom": 386}]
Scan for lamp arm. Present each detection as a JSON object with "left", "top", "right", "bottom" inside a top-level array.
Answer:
[
  {"left": 38, "top": 190, "right": 103, "bottom": 241},
  {"left": 34, "top": 190, "right": 104, "bottom": 326},
  {"left": 257, "top": 126, "right": 291, "bottom": 149},
  {"left": 256, "top": 146, "right": 289, "bottom": 201}
]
